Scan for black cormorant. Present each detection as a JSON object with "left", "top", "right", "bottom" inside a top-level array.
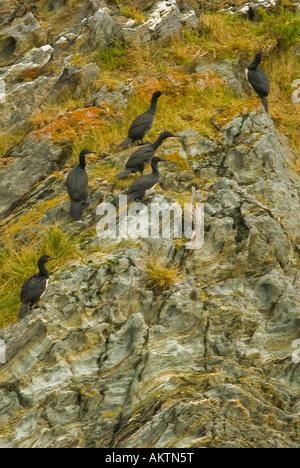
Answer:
[
  {"left": 246, "top": 51, "right": 270, "bottom": 113},
  {"left": 18, "top": 255, "right": 56, "bottom": 319},
  {"left": 125, "top": 156, "right": 166, "bottom": 204},
  {"left": 118, "top": 91, "right": 163, "bottom": 148},
  {"left": 66, "top": 149, "right": 95, "bottom": 220},
  {"left": 116, "top": 131, "right": 178, "bottom": 179}
]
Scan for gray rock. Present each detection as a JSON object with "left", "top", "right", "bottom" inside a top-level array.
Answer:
[
  {"left": 88, "top": 83, "right": 131, "bottom": 110},
  {"left": 0, "top": 1, "right": 300, "bottom": 450},
  {"left": 51, "top": 62, "right": 100, "bottom": 100},
  {"left": 195, "top": 59, "right": 245, "bottom": 98},
  {"left": 0, "top": 391, "right": 19, "bottom": 424},
  {"left": 77, "top": 7, "right": 122, "bottom": 52},
  {"left": 0, "top": 74, "right": 57, "bottom": 132},
  {"left": 0, "top": 13, "right": 46, "bottom": 66},
  {"left": 122, "top": 0, "right": 199, "bottom": 46},
  {"left": 0, "top": 44, "right": 53, "bottom": 86},
  {"left": 0, "top": 134, "right": 72, "bottom": 219}
]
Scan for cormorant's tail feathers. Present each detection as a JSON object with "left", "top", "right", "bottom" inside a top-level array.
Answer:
[
  {"left": 70, "top": 200, "right": 83, "bottom": 221},
  {"left": 118, "top": 138, "right": 133, "bottom": 149},
  {"left": 18, "top": 303, "right": 29, "bottom": 319},
  {"left": 262, "top": 96, "right": 269, "bottom": 113},
  {"left": 116, "top": 168, "right": 133, "bottom": 179}
]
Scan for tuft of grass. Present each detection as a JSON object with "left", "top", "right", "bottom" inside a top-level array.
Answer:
[
  {"left": 119, "top": 5, "right": 146, "bottom": 23},
  {"left": 39, "top": 224, "right": 77, "bottom": 259},
  {"left": 146, "top": 257, "right": 179, "bottom": 294},
  {"left": 0, "top": 131, "right": 27, "bottom": 157}
]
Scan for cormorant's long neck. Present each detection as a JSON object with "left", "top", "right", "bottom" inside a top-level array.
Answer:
[
  {"left": 38, "top": 261, "right": 49, "bottom": 278},
  {"left": 149, "top": 96, "right": 159, "bottom": 113},
  {"left": 248, "top": 55, "right": 261, "bottom": 71},
  {"left": 151, "top": 161, "right": 159, "bottom": 176},
  {"left": 79, "top": 153, "right": 86, "bottom": 169},
  {"left": 152, "top": 135, "right": 166, "bottom": 150}
]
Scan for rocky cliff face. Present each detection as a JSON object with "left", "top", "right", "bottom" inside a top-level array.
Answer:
[{"left": 0, "top": 0, "right": 300, "bottom": 449}]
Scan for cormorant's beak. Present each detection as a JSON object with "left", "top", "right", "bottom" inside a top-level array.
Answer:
[{"left": 48, "top": 257, "right": 57, "bottom": 261}]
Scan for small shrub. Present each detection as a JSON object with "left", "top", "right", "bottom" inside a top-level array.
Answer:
[
  {"left": 146, "top": 257, "right": 179, "bottom": 294},
  {"left": 119, "top": 5, "right": 146, "bottom": 24},
  {"left": 97, "top": 43, "right": 128, "bottom": 71},
  {"left": 259, "top": 7, "right": 300, "bottom": 48}
]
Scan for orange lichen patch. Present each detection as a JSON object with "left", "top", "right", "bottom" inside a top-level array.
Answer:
[
  {"left": 31, "top": 107, "right": 107, "bottom": 143},
  {"left": 0, "top": 157, "right": 16, "bottom": 171},
  {"left": 19, "top": 66, "right": 42, "bottom": 81},
  {"left": 132, "top": 77, "right": 163, "bottom": 100}
]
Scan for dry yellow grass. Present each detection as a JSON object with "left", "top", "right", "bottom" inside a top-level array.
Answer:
[
  {"left": 266, "top": 51, "right": 300, "bottom": 160},
  {"left": 146, "top": 257, "right": 179, "bottom": 293}
]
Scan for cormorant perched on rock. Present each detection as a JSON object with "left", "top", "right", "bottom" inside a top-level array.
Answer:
[
  {"left": 66, "top": 149, "right": 95, "bottom": 220},
  {"left": 118, "top": 91, "right": 163, "bottom": 148},
  {"left": 18, "top": 255, "right": 56, "bottom": 319},
  {"left": 246, "top": 50, "right": 270, "bottom": 113},
  {"left": 125, "top": 156, "right": 166, "bottom": 204},
  {"left": 116, "top": 131, "right": 178, "bottom": 179}
]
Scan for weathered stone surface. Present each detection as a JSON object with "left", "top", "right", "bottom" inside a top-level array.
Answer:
[
  {"left": 0, "top": 13, "right": 46, "bottom": 66},
  {"left": 0, "top": 106, "right": 300, "bottom": 448},
  {"left": 0, "top": 44, "right": 53, "bottom": 85},
  {"left": 194, "top": 59, "right": 245, "bottom": 98},
  {"left": 122, "top": 0, "right": 199, "bottom": 46},
  {"left": 0, "top": 75, "right": 57, "bottom": 132},
  {"left": 88, "top": 82, "right": 133, "bottom": 111},
  {"left": 51, "top": 62, "right": 100, "bottom": 100},
  {"left": 0, "top": 134, "right": 72, "bottom": 220},
  {"left": 77, "top": 7, "right": 122, "bottom": 52}
]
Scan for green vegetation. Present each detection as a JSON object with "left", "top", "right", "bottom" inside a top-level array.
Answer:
[
  {"left": 97, "top": 43, "right": 129, "bottom": 71},
  {"left": 259, "top": 7, "right": 300, "bottom": 48}
]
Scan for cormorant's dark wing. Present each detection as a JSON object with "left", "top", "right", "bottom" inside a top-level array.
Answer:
[
  {"left": 247, "top": 69, "right": 270, "bottom": 98},
  {"left": 66, "top": 166, "right": 88, "bottom": 201},
  {"left": 126, "top": 145, "right": 154, "bottom": 168},
  {"left": 126, "top": 173, "right": 158, "bottom": 195},
  {"left": 128, "top": 110, "right": 154, "bottom": 141},
  {"left": 20, "top": 274, "right": 47, "bottom": 305}
]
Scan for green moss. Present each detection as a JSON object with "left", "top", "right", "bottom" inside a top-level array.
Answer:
[{"left": 96, "top": 43, "right": 129, "bottom": 71}]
